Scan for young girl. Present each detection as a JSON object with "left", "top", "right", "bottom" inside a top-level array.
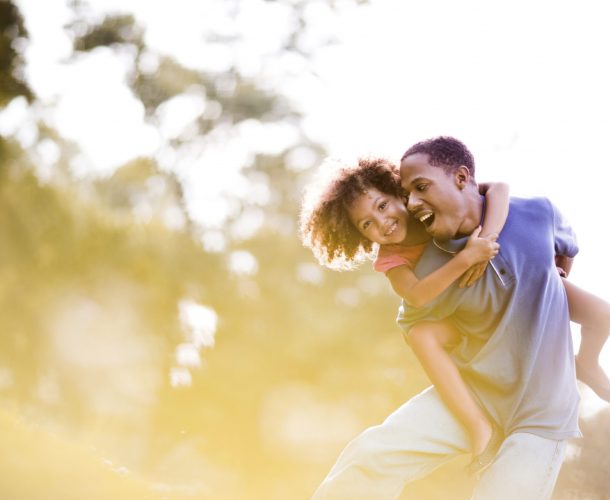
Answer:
[{"left": 300, "top": 156, "right": 610, "bottom": 474}]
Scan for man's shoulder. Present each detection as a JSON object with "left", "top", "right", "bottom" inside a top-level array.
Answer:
[
  {"left": 504, "top": 196, "right": 576, "bottom": 253},
  {"left": 509, "top": 195, "right": 552, "bottom": 210},
  {"left": 508, "top": 196, "right": 554, "bottom": 222}
]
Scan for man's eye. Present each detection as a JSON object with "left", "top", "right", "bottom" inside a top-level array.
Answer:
[{"left": 416, "top": 184, "right": 427, "bottom": 192}]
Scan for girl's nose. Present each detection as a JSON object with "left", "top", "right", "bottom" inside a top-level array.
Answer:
[{"left": 373, "top": 213, "right": 385, "bottom": 226}]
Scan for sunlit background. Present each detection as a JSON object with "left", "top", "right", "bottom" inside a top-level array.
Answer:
[{"left": 1, "top": 0, "right": 610, "bottom": 498}]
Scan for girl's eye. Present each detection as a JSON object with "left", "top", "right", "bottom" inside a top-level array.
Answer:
[
  {"left": 379, "top": 201, "right": 387, "bottom": 210},
  {"left": 362, "top": 221, "right": 371, "bottom": 230}
]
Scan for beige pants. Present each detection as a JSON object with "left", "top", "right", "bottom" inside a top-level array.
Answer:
[{"left": 312, "top": 387, "right": 566, "bottom": 500}]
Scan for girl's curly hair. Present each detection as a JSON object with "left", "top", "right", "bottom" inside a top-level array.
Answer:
[{"left": 299, "top": 156, "right": 404, "bottom": 270}]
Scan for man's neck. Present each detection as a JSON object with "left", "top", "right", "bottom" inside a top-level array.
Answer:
[{"left": 455, "top": 188, "right": 484, "bottom": 239}]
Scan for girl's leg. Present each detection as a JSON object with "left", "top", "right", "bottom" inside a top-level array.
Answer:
[
  {"left": 404, "top": 320, "right": 494, "bottom": 458},
  {"left": 563, "top": 279, "right": 610, "bottom": 402}
]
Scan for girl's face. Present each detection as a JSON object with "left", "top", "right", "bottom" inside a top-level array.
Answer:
[{"left": 347, "top": 187, "right": 409, "bottom": 245}]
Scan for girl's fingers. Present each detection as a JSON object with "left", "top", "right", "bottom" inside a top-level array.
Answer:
[
  {"left": 467, "top": 265, "right": 485, "bottom": 286},
  {"left": 459, "top": 268, "right": 474, "bottom": 288},
  {"left": 460, "top": 262, "right": 488, "bottom": 288}
]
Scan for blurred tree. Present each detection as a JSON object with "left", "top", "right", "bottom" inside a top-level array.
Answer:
[
  {"left": 0, "top": 0, "right": 33, "bottom": 107},
  {"left": 93, "top": 157, "right": 192, "bottom": 232},
  {"left": 2, "top": 0, "right": 605, "bottom": 499},
  {"left": 63, "top": 1, "right": 325, "bottom": 233},
  {"left": 71, "top": 12, "right": 143, "bottom": 52}
]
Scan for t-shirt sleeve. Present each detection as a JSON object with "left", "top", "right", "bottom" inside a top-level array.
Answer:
[
  {"left": 373, "top": 252, "right": 412, "bottom": 273},
  {"left": 549, "top": 199, "right": 579, "bottom": 258},
  {"left": 373, "top": 244, "right": 426, "bottom": 274},
  {"left": 397, "top": 301, "right": 450, "bottom": 335}
]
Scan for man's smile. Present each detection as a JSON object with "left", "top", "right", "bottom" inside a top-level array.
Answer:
[{"left": 417, "top": 211, "right": 435, "bottom": 228}]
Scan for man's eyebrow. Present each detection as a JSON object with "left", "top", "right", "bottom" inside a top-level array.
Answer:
[
  {"left": 407, "top": 176, "right": 427, "bottom": 186},
  {"left": 402, "top": 176, "right": 429, "bottom": 193}
]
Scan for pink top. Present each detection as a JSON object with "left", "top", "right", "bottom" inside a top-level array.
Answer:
[{"left": 373, "top": 242, "right": 427, "bottom": 274}]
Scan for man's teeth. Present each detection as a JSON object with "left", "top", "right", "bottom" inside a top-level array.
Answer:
[{"left": 419, "top": 213, "right": 432, "bottom": 222}]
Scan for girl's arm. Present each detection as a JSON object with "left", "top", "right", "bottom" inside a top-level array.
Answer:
[
  {"left": 478, "top": 182, "right": 509, "bottom": 238},
  {"left": 458, "top": 182, "right": 510, "bottom": 287},
  {"left": 555, "top": 255, "right": 574, "bottom": 277},
  {"left": 387, "top": 227, "right": 499, "bottom": 308}
]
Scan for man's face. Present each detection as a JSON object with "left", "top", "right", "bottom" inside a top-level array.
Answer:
[
  {"left": 400, "top": 153, "right": 468, "bottom": 241},
  {"left": 346, "top": 187, "right": 409, "bottom": 245}
]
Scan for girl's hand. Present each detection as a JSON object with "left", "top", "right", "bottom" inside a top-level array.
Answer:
[
  {"left": 459, "top": 226, "right": 500, "bottom": 288},
  {"left": 459, "top": 262, "right": 487, "bottom": 288},
  {"left": 463, "top": 226, "right": 500, "bottom": 263},
  {"left": 459, "top": 227, "right": 500, "bottom": 287}
]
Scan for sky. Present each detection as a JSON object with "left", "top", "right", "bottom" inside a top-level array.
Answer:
[{"left": 8, "top": 0, "right": 610, "bottom": 412}]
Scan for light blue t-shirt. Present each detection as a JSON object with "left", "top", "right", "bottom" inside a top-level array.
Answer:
[{"left": 398, "top": 196, "right": 581, "bottom": 439}]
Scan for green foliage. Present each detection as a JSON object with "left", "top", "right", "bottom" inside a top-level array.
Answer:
[
  {"left": 70, "top": 13, "right": 143, "bottom": 52},
  {"left": 93, "top": 156, "right": 189, "bottom": 224},
  {"left": 0, "top": 0, "right": 34, "bottom": 106},
  {"left": 131, "top": 56, "right": 203, "bottom": 115},
  {"left": 213, "top": 76, "right": 280, "bottom": 123},
  {"left": 0, "top": 0, "right": 604, "bottom": 497},
  {"left": 0, "top": 145, "right": 424, "bottom": 498}
]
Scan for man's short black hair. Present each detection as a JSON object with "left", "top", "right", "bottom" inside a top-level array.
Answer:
[{"left": 401, "top": 136, "right": 475, "bottom": 177}]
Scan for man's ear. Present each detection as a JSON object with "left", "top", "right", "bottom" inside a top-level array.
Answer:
[{"left": 455, "top": 165, "right": 471, "bottom": 189}]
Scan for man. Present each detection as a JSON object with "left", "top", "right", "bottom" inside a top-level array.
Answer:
[{"left": 312, "top": 137, "right": 580, "bottom": 499}]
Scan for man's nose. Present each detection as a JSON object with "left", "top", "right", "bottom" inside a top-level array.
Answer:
[{"left": 407, "top": 193, "right": 422, "bottom": 213}]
